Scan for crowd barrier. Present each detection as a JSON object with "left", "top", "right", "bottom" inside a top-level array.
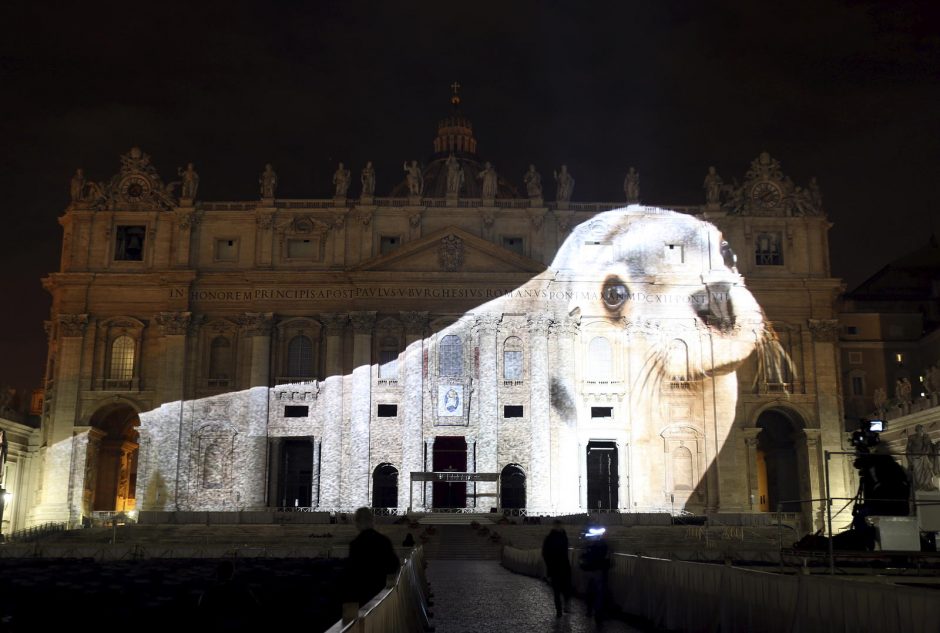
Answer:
[
  {"left": 501, "top": 546, "right": 940, "bottom": 633},
  {"left": 325, "top": 546, "right": 432, "bottom": 633}
]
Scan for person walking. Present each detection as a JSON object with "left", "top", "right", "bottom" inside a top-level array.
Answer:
[
  {"left": 542, "top": 519, "right": 572, "bottom": 617},
  {"left": 343, "top": 507, "right": 401, "bottom": 605},
  {"left": 579, "top": 526, "right": 611, "bottom": 623}
]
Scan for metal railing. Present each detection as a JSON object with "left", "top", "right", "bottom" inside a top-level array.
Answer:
[{"left": 8, "top": 521, "right": 67, "bottom": 543}]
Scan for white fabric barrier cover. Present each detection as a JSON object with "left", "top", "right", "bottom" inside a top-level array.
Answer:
[{"left": 501, "top": 546, "right": 940, "bottom": 633}]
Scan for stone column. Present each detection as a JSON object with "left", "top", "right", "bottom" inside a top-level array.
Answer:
[
  {"left": 267, "top": 437, "right": 283, "bottom": 507},
  {"left": 617, "top": 440, "right": 630, "bottom": 510},
  {"left": 808, "top": 318, "right": 849, "bottom": 529},
  {"left": 473, "top": 313, "right": 501, "bottom": 510},
  {"left": 399, "top": 311, "right": 428, "bottom": 511},
  {"left": 348, "top": 311, "right": 376, "bottom": 508},
  {"left": 551, "top": 315, "right": 580, "bottom": 512},
  {"left": 527, "top": 313, "right": 552, "bottom": 512},
  {"left": 742, "top": 428, "right": 761, "bottom": 511},
  {"left": 69, "top": 427, "right": 103, "bottom": 522},
  {"left": 800, "top": 428, "right": 825, "bottom": 531},
  {"left": 466, "top": 439, "right": 476, "bottom": 509},
  {"left": 242, "top": 312, "right": 274, "bottom": 388},
  {"left": 318, "top": 313, "right": 347, "bottom": 509},
  {"left": 33, "top": 314, "right": 87, "bottom": 525},
  {"left": 424, "top": 438, "right": 434, "bottom": 509},
  {"left": 311, "top": 437, "right": 321, "bottom": 508}
]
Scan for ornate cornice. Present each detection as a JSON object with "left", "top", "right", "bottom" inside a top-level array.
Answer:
[
  {"left": 527, "top": 313, "right": 553, "bottom": 336},
  {"left": 240, "top": 312, "right": 274, "bottom": 337},
  {"left": 472, "top": 313, "right": 501, "bottom": 336},
  {"left": 400, "top": 311, "right": 429, "bottom": 336},
  {"left": 349, "top": 311, "right": 377, "bottom": 334},
  {"left": 154, "top": 311, "right": 192, "bottom": 336},
  {"left": 807, "top": 318, "right": 839, "bottom": 343},
  {"left": 549, "top": 315, "right": 580, "bottom": 338},
  {"left": 57, "top": 314, "right": 88, "bottom": 337},
  {"left": 320, "top": 312, "right": 348, "bottom": 336}
]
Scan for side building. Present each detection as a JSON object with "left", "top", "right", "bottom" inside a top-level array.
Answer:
[{"left": 29, "top": 108, "right": 850, "bottom": 529}]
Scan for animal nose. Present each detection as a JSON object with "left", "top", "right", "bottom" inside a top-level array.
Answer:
[{"left": 691, "top": 282, "right": 735, "bottom": 331}]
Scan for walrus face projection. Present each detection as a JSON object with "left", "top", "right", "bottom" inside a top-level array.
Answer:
[{"left": 553, "top": 207, "right": 780, "bottom": 393}]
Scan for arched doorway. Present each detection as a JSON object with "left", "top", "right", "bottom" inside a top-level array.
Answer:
[
  {"left": 500, "top": 464, "right": 526, "bottom": 510},
  {"left": 432, "top": 436, "right": 467, "bottom": 509},
  {"left": 586, "top": 441, "right": 618, "bottom": 510},
  {"left": 372, "top": 464, "right": 399, "bottom": 509},
  {"left": 87, "top": 403, "right": 140, "bottom": 513},
  {"left": 756, "top": 409, "right": 803, "bottom": 512}
]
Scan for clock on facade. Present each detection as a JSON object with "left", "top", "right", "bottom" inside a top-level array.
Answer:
[
  {"left": 119, "top": 175, "right": 151, "bottom": 199},
  {"left": 750, "top": 181, "right": 782, "bottom": 208}
]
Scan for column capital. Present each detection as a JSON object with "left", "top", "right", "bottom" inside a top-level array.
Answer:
[
  {"left": 349, "top": 311, "right": 377, "bottom": 335},
  {"left": 399, "top": 311, "right": 429, "bottom": 336},
  {"left": 240, "top": 311, "right": 274, "bottom": 337},
  {"left": 320, "top": 312, "right": 348, "bottom": 336},
  {"left": 154, "top": 311, "right": 192, "bottom": 336},
  {"left": 526, "top": 313, "right": 553, "bottom": 336},
  {"left": 472, "top": 312, "right": 501, "bottom": 336},
  {"left": 57, "top": 313, "right": 88, "bottom": 337},
  {"left": 807, "top": 318, "right": 839, "bottom": 343}
]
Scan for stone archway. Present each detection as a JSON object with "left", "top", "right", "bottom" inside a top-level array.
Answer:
[
  {"left": 755, "top": 408, "right": 805, "bottom": 513},
  {"left": 87, "top": 403, "right": 140, "bottom": 512}
]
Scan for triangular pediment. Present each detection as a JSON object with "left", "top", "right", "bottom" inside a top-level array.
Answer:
[{"left": 353, "top": 226, "right": 547, "bottom": 274}]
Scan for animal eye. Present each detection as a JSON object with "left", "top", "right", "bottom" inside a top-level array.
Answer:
[
  {"left": 602, "top": 279, "right": 628, "bottom": 311},
  {"left": 720, "top": 240, "right": 737, "bottom": 273}
]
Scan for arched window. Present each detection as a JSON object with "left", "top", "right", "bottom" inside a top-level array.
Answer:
[
  {"left": 203, "top": 442, "right": 223, "bottom": 489},
  {"left": 500, "top": 464, "right": 526, "bottom": 509},
  {"left": 372, "top": 464, "right": 398, "bottom": 508},
  {"left": 208, "top": 336, "right": 233, "bottom": 379},
  {"left": 109, "top": 336, "right": 136, "bottom": 381},
  {"left": 378, "top": 336, "right": 399, "bottom": 380},
  {"left": 587, "top": 337, "right": 612, "bottom": 381},
  {"left": 287, "top": 335, "right": 314, "bottom": 378},
  {"left": 667, "top": 339, "right": 689, "bottom": 382},
  {"left": 503, "top": 336, "right": 523, "bottom": 381},
  {"left": 439, "top": 335, "right": 463, "bottom": 377},
  {"left": 673, "top": 447, "right": 694, "bottom": 491}
]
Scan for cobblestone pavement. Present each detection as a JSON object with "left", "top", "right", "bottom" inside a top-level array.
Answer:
[{"left": 426, "top": 560, "right": 651, "bottom": 633}]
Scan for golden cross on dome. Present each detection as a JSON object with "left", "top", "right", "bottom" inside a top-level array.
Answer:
[{"left": 450, "top": 81, "right": 461, "bottom": 105}]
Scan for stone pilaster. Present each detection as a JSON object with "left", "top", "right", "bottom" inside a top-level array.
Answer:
[
  {"left": 348, "top": 311, "right": 376, "bottom": 507},
  {"left": 267, "top": 437, "right": 283, "bottom": 506},
  {"left": 742, "top": 429, "right": 761, "bottom": 511},
  {"left": 618, "top": 440, "right": 630, "bottom": 510},
  {"left": 399, "top": 311, "right": 428, "bottom": 510},
  {"left": 174, "top": 209, "right": 198, "bottom": 267},
  {"left": 472, "top": 313, "right": 501, "bottom": 510},
  {"left": 423, "top": 438, "right": 434, "bottom": 509},
  {"left": 527, "top": 313, "right": 552, "bottom": 511},
  {"left": 154, "top": 311, "right": 191, "bottom": 404},
  {"left": 33, "top": 314, "right": 88, "bottom": 525},
  {"left": 311, "top": 437, "right": 321, "bottom": 509},
  {"left": 550, "top": 314, "right": 580, "bottom": 511},
  {"left": 241, "top": 312, "right": 274, "bottom": 388},
  {"left": 466, "top": 439, "right": 476, "bottom": 509},
  {"left": 318, "top": 312, "right": 347, "bottom": 509}
]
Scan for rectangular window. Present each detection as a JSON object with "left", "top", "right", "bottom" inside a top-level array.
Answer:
[
  {"left": 503, "top": 351, "right": 523, "bottom": 380},
  {"left": 502, "top": 236, "right": 524, "bottom": 255},
  {"left": 851, "top": 376, "right": 864, "bottom": 397},
  {"left": 848, "top": 351, "right": 863, "bottom": 365},
  {"left": 287, "top": 238, "right": 318, "bottom": 260},
  {"left": 845, "top": 326, "right": 858, "bottom": 335},
  {"left": 380, "top": 235, "right": 400, "bottom": 255},
  {"left": 664, "top": 243, "right": 684, "bottom": 264},
  {"left": 378, "top": 350, "right": 398, "bottom": 379},
  {"left": 755, "top": 232, "right": 783, "bottom": 266},
  {"left": 214, "top": 238, "right": 238, "bottom": 262},
  {"left": 377, "top": 404, "right": 398, "bottom": 417},
  {"left": 591, "top": 406, "right": 613, "bottom": 419},
  {"left": 284, "top": 405, "right": 309, "bottom": 418},
  {"left": 114, "top": 226, "right": 146, "bottom": 261},
  {"left": 503, "top": 405, "right": 524, "bottom": 418}
]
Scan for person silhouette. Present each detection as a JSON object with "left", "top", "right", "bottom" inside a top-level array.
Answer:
[{"left": 542, "top": 520, "right": 571, "bottom": 617}]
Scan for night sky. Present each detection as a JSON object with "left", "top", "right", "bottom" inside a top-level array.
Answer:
[{"left": 1, "top": 1, "right": 938, "bottom": 395}]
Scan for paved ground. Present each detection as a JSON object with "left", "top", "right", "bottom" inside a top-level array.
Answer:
[{"left": 426, "top": 559, "right": 653, "bottom": 633}]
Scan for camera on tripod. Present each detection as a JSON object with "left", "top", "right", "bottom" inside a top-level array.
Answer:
[{"left": 850, "top": 418, "right": 885, "bottom": 453}]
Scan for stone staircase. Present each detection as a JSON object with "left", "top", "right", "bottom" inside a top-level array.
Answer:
[{"left": 422, "top": 524, "right": 503, "bottom": 560}]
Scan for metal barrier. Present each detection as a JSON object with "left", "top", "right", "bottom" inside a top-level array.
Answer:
[
  {"left": 325, "top": 546, "right": 433, "bottom": 633},
  {"left": 8, "top": 521, "right": 67, "bottom": 543},
  {"left": 502, "top": 546, "right": 940, "bottom": 633}
]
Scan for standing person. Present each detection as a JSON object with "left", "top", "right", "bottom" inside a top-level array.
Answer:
[
  {"left": 344, "top": 507, "right": 401, "bottom": 605},
  {"left": 542, "top": 520, "right": 572, "bottom": 617},
  {"left": 579, "top": 526, "right": 610, "bottom": 623}
]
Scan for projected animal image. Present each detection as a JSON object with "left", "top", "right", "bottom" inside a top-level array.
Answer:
[{"left": 138, "top": 206, "right": 787, "bottom": 515}]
